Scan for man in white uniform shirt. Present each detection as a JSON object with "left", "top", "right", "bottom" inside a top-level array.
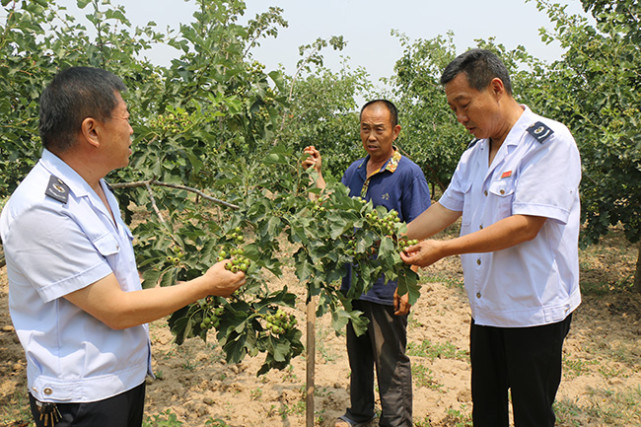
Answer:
[
  {"left": 0, "top": 67, "right": 246, "bottom": 427},
  {"left": 401, "top": 49, "right": 581, "bottom": 426}
]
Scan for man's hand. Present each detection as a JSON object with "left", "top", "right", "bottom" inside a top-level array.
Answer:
[
  {"left": 201, "top": 260, "right": 246, "bottom": 297},
  {"left": 400, "top": 239, "right": 446, "bottom": 268},
  {"left": 302, "top": 145, "right": 322, "bottom": 173},
  {"left": 302, "top": 145, "right": 326, "bottom": 191},
  {"left": 393, "top": 288, "right": 411, "bottom": 316}
]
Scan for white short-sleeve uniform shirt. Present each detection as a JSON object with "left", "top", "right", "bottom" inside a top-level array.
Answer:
[
  {"left": 439, "top": 106, "right": 581, "bottom": 327},
  {"left": 0, "top": 149, "right": 151, "bottom": 403}
]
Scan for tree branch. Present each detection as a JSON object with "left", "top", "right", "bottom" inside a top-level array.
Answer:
[
  {"left": 145, "top": 182, "right": 167, "bottom": 225},
  {"left": 111, "top": 179, "right": 240, "bottom": 210}
]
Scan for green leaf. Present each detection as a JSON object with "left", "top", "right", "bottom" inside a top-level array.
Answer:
[
  {"left": 223, "top": 333, "right": 247, "bottom": 364},
  {"left": 397, "top": 269, "right": 421, "bottom": 305},
  {"left": 271, "top": 338, "right": 290, "bottom": 362}
]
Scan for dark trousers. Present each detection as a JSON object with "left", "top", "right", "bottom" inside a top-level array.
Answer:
[
  {"left": 29, "top": 382, "right": 146, "bottom": 427},
  {"left": 470, "top": 314, "right": 572, "bottom": 427},
  {"left": 345, "top": 300, "right": 412, "bottom": 427}
]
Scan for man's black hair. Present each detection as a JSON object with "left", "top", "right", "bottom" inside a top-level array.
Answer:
[
  {"left": 360, "top": 99, "right": 399, "bottom": 127},
  {"left": 440, "top": 49, "right": 513, "bottom": 95},
  {"left": 39, "top": 67, "right": 126, "bottom": 153}
]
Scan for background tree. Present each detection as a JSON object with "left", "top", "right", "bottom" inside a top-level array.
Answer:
[
  {"left": 276, "top": 59, "right": 372, "bottom": 179},
  {"left": 0, "top": 0, "right": 420, "bottom": 374},
  {"left": 388, "top": 31, "right": 547, "bottom": 198},
  {"left": 529, "top": 0, "right": 641, "bottom": 290}
]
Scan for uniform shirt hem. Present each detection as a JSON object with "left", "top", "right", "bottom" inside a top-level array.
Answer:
[
  {"left": 471, "top": 289, "right": 581, "bottom": 328},
  {"left": 28, "top": 359, "right": 149, "bottom": 403}
]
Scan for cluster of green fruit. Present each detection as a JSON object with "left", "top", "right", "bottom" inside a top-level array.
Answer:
[
  {"left": 310, "top": 198, "right": 327, "bottom": 214},
  {"left": 200, "top": 304, "right": 224, "bottom": 330},
  {"left": 165, "top": 246, "right": 184, "bottom": 266},
  {"left": 264, "top": 309, "right": 297, "bottom": 335},
  {"left": 398, "top": 238, "right": 419, "bottom": 252},
  {"left": 364, "top": 208, "right": 401, "bottom": 236},
  {"left": 150, "top": 110, "right": 192, "bottom": 135},
  {"left": 217, "top": 227, "right": 251, "bottom": 273}
]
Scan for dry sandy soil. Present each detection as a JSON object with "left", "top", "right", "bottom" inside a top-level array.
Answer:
[{"left": 1, "top": 231, "right": 640, "bottom": 426}]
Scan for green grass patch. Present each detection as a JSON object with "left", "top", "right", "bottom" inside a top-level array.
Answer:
[
  {"left": 412, "top": 363, "right": 443, "bottom": 391},
  {"left": 407, "top": 339, "right": 469, "bottom": 362},
  {"left": 562, "top": 355, "right": 599, "bottom": 379},
  {"left": 555, "top": 386, "right": 641, "bottom": 426},
  {"left": 143, "top": 409, "right": 183, "bottom": 426},
  {"left": 422, "top": 273, "right": 465, "bottom": 289}
]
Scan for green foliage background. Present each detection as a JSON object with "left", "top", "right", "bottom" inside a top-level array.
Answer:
[{"left": 1, "top": 0, "right": 640, "bottom": 370}]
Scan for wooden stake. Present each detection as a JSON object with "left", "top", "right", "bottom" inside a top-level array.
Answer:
[{"left": 306, "top": 295, "right": 317, "bottom": 427}]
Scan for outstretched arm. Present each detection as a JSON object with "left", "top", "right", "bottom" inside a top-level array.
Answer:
[
  {"left": 401, "top": 214, "right": 546, "bottom": 268},
  {"left": 64, "top": 261, "right": 245, "bottom": 330}
]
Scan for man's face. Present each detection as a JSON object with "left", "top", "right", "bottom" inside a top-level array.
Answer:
[
  {"left": 100, "top": 91, "right": 133, "bottom": 169},
  {"left": 360, "top": 104, "right": 400, "bottom": 163},
  {"left": 444, "top": 73, "right": 501, "bottom": 140}
]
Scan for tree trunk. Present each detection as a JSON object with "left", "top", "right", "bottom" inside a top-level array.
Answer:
[{"left": 634, "top": 242, "right": 641, "bottom": 293}]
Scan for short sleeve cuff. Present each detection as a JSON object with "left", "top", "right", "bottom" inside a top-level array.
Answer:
[
  {"left": 513, "top": 202, "right": 569, "bottom": 224},
  {"left": 38, "top": 262, "right": 113, "bottom": 303},
  {"left": 439, "top": 191, "right": 463, "bottom": 213}
]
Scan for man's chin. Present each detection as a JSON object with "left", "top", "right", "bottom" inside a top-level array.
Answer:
[{"left": 469, "top": 128, "right": 486, "bottom": 139}]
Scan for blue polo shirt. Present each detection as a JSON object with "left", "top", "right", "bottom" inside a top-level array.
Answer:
[{"left": 340, "top": 150, "right": 430, "bottom": 305}]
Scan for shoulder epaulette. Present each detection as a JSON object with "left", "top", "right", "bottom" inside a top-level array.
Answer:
[
  {"left": 468, "top": 138, "right": 480, "bottom": 148},
  {"left": 45, "top": 175, "right": 69, "bottom": 204},
  {"left": 526, "top": 121, "right": 554, "bottom": 143}
]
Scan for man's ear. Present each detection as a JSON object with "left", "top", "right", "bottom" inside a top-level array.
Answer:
[
  {"left": 392, "top": 124, "right": 402, "bottom": 141},
  {"left": 490, "top": 77, "right": 505, "bottom": 99},
  {"left": 80, "top": 117, "right": 100, "bottom": 148}
]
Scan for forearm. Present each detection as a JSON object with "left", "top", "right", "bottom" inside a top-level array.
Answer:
[
  {"left": 108, "top": 277, "right": 213, "bottom": 329},
  {"left": 402, "top": 214, "right": 546, "bottom": 268},
  {"left": 406, "top": 202, "right": 461, "bottom": 240},
  {"left": 438, "top": 214, "right": 546, "bottom": 257},
  {"left": 313, "top": 171, "right": 326, "bottom": 191},
  {"left": 66, "top": 265, "right": 243, "bottom": 330}
]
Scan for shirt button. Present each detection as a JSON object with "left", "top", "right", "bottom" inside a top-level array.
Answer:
[
  {"left": 44, "top": 387, "right": 53, "bottom": 395},
  {"left": 484, "top": 190, "right": 488, "bottom": 196},
  {"left": 479, "top": 224, "right": 483, "bottom": 230},
  {"left": 500, "top": 189, "right": 505, "bottom": 195},
  {"left": 476, "top": 259, "right": 481, "bottom": 265},
  {"left": 476, "top": 292, "right": 482, "bottom": 299}
]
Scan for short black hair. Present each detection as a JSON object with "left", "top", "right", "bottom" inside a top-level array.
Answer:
[
  {"left": 39, "top": 67, "right": 126, "bottom": 153},
  {"left": 360, "top": 99, "right": 399, "bottom": 127},
  {"left": 440, "top": 49, "right": 513, "bottom": 95}
]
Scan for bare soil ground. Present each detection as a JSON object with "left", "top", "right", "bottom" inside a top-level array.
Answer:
[{"left": 1, "top": 227, "right": 640, "bottom": 426}]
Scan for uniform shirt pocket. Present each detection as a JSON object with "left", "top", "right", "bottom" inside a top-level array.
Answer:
[
  {"left": 91, "top": 233, "right": 121, "bottom": 257},
  {"left": 459, "top": 180, "right": 474, "bottom": 233},
  {"left": 488, "top": 180, "right": 515, "bottom": 219}
]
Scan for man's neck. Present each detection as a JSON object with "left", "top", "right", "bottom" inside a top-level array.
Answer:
[
  {"left": 488, "top": 102, "right": 525, "bottom": 164},
  {"left": 54, "top": 148, "right": 104, "bottom": 191},
  {"left": 367, "top": 149, "right": 394, "bottom": 176}
]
